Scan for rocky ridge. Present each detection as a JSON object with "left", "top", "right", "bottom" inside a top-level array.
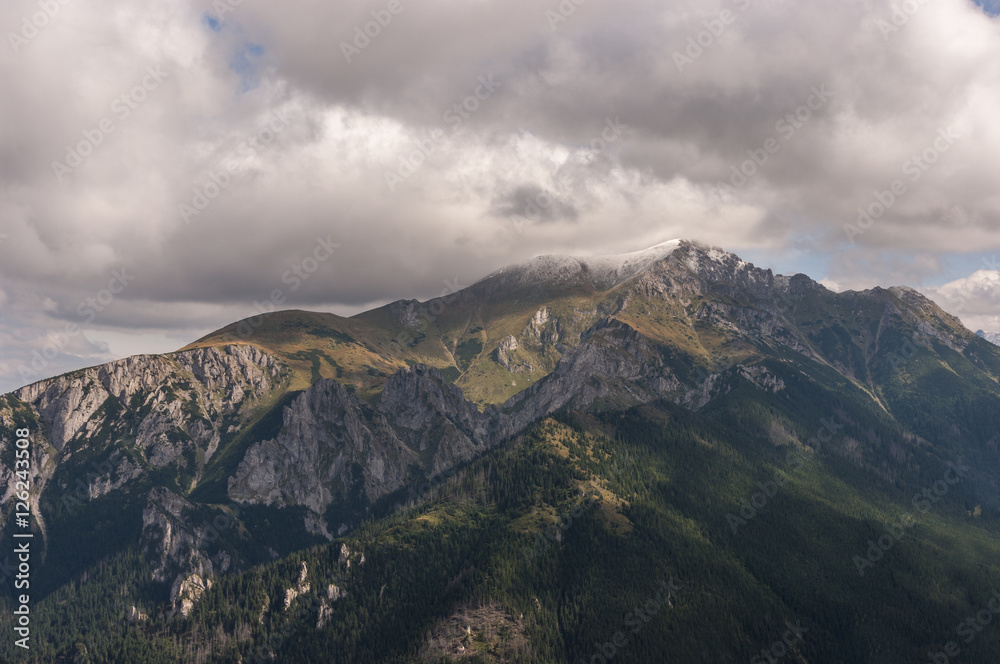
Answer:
[{"left": 2, "top": 238, "right": 993, "bottom": 621}]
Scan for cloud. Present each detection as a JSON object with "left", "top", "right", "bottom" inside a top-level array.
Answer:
[
  {"left": 923, "top": 268, "right": 1000, "bottom": 334},
  {"left": 1, "top": 0, "right": 999, "bottom": 392}
]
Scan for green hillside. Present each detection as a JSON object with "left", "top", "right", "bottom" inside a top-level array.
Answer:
[{"left": 4, "top": 241, "right": 1000, "bottom": 663}]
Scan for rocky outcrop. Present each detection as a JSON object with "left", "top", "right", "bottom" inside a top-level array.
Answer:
[
  {"left": 503, "top": 318, "right": 683, "bottom": 429},
  {"left": 175, "top": 573, "right": 212, "bottom": 618},
  {"left": 316, "top": 579, "right": 347, "bottom": 629},
  {"left": 523, "top": 307, "right": 562, "bottom": 346},
  {"left": 141, "top": 487, "right": 234, "bottom": 617},
  {"left": 491, "top": 304, "right": 574, "bottom": 378},
  {"left": 494, "top": 336, "right": 533, "bottom": 373},
  {"left": 228, "top": 365, "right": 514, "bottom": 515},
  {"left": 283, "top": 561, "right": 311, "bottom": 610},
  {"left": 1, "top": 345, "right": 285, "bottom": 522},
  {"left": 377, "top": 365, "right": 512, "bottom": 474},
  {"left": 127, "top": 606, "right": 148, "bottom": 622},
  {"left": 14, "top": 345, "right": 283, "bottom": 453},
  {"left": 227, "top": 378, "right": 415, "bottom": 514},
  {"left": 736, "top": 364, "right": 786, "bottom": 393}
]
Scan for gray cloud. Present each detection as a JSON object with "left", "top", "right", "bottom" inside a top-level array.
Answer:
[
  {"left": 1, "top": 0, "right": 999, "bottom": 392},
  {"left": 490, "top": 183, "right": 579, "bottom": 224}
]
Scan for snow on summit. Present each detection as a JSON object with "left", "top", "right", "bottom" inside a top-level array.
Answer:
[
  {"left": 479, "top": 239, "right": 684, "bottom": 291},
  {"left": 579, "top": 239, "right": 683, "bottom": 289}
]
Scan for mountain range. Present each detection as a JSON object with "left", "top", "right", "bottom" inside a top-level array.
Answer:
[
  {"left": 3, "top": 239, "right": 1000, "bottom": 663},
  {"left": 977, "top": 329, "right": 1000, "bottom": 345}
]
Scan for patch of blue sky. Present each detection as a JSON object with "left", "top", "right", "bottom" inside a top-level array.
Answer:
[
  {"left": 203, "top": 13, "right": 221, "bottom": 32},
  {"left": 973, "top": 0, "right": 999, "bottom": 16},
  {"left": 229, "top": 43, "right": 265, "bottom": 93}
]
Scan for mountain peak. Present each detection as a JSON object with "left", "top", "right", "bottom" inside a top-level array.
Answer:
[
  {"left": 977, "top": 329, "right": 1000, "bottom": 346},
  {"left": 476, "top": 238, "right": 689, "bottom": 293}
]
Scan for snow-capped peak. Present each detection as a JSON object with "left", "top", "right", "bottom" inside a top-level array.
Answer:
[
  {"left": 976, "top": 329, "right": 1000, "bottom": 346},
  {"left": 477, "top": 239, "right": 686, "bottom": 291},
  {"left": 578, "top": 239, "right": 683, "bottom": 289}
]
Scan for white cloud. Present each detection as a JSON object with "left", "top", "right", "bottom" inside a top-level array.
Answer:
[
  {"left": 2, "top": 0, "right": 1000, "bottom": 392},
  {"left": 924, "top": 269, "right": 1000, "bottom": 334}
]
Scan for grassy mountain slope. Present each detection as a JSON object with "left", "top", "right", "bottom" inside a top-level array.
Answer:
[{"left": 4, "top": 240, "right": 1000, "bottom": 662}]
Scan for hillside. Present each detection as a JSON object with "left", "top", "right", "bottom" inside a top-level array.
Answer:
[{"left": 3, "top": 240, "right": 1000, "bottom": 663}]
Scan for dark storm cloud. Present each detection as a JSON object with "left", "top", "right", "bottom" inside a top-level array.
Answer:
[{"left": 490, "top": 184, "right": 579, "bottom": 224}]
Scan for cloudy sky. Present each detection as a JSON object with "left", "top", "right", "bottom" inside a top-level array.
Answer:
[{"left": 1, "top": 0, "right": 999, "bottom": 393}]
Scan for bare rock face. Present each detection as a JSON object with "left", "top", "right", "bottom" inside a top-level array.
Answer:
[
  {"left": 737, "top": 364, "right": 786, "bottom": 393},
  {"left": 0, "top": 396, "right": 58, "bottom": 536},
  {"left": 503, "top": 318, "right": 683, "bottom": 430},
  {"left": 174, "top": 574, "right": 212, "bottom": 618},
  {"left": 15, "top": 345, "right": 283, "bottom": 452},
  {"left": 227, "top": 378, "right": 416, "bottom": 513},
  {"left": 327, "top": 583, "right": 345, "bottom": 601},
  {"left": 283, "top": 561, "right": 311, "bottom": 610},
  {"left": 17, "top": 376, "right": 110, "bottom": 452},
  {"left": 493, "top": 336, "right": 532, "bottom": 373},
  {"left": 127, "top": 606, "right": 148, "bottom": 623},
  {"left": 141, "top": 487, "right": 233, "bottom": 617},
  {"left": 176, "top": 344, "right": 282, "bottom": 396},
  {"left": 377, "top": 365, "right": 512, "bottom": 476},
  {"left": 304, "top": 511, "right": 334, "bottom": 541},
  {"left": 228, "top": 365, "right": 515, "bottom": 514},
  {"left": 316, "top": 581, "right": 347, "bottom": 629},
  {"left": 4, "top": 345, "right": 285, "bottom": 506}
]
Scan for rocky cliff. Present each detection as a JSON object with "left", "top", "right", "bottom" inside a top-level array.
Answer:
[{"left": 3, "top": 239, "right": 996, "bottom": 623}]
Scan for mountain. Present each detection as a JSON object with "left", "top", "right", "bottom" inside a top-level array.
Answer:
[
  {"left": 4, "top": 239, "right": 1000, "bottom": 663},
  {"left": 976, "top": 329, "right": 1000, "bottom": 345}
]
